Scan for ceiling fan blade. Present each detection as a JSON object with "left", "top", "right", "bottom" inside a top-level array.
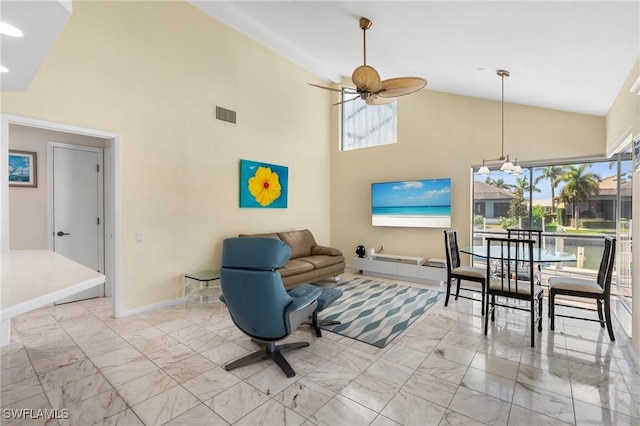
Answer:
[
  {"left": 333, "top": 95, "right": 360, "bottom": 106},
  {"left": 352, "top": 65, "right": 382, "bottom": 92},
  {"left": 307, "top": 83, "right": 356, "bottom": 94},
  {"left": 366, "top": 95, "right": 397, "bottom": 106},
  {"left": 377, "top": 77, "right": 427, "bottom": 98}
]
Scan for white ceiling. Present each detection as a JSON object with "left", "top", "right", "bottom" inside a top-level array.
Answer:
[
  {"left": 0, "top": 0, "right": 72, "bottom": 92},
  {"left": 1, "top": 1, "right": 638, "bottom": 116},
  {"left": 191, "top": 0, "right": 640, "bottom": 116}
]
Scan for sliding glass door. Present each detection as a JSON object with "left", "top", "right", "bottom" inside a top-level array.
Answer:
[
  {"left": 616, "top": 153, "right": 632, "bottom": 310},
  {"left": 472, "top": 153, "right": 633, "bottom": 335}
]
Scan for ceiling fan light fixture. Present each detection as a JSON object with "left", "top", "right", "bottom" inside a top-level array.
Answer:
[{"left": 309, "top": 17, "right": 427, "bottom": 107}]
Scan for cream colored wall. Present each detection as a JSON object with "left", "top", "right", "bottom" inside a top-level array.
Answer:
[
  {"left": 331, "top": 89, "right": 605, "bottom": 263},
  {"left": 1, "top": 1, "right": 332, "bottom": 311},
  {"left": 8, "top": 124, "right": 108, "bottom": 250},
  {"left": 606, "top": 57, "right": 640, "bottom": 151}
]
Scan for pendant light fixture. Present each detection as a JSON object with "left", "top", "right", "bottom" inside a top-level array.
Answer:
[{"left": 477, "top": 69, "right": 521, "bottom": 176}]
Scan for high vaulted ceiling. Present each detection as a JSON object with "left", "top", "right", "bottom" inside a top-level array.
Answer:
[
  {"left": 191, "top": 1, "right": 640, "bottom": 116},
  {"left": 2, "top": 1, "right": 638, "bottom": 116}
]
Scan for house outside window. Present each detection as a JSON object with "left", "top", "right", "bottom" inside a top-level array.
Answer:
[{"left": 341, "top": 90, "right": 397, "bottom": 151}]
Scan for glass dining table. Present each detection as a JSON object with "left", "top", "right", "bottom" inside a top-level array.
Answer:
[{"left": 460, "top": 246, "right": 577, "bottom": 263}]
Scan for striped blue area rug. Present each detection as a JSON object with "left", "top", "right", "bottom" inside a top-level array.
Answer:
[{"left": 320, "top": 278, "right": 443, "bottom": 348}]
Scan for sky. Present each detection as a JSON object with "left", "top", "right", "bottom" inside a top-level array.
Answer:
[
  {"left": 8, "top": 156, "right": 28, "bottom": 169},
  {"left": 372, "top": 178, "right": 451, "bottom": 207}
]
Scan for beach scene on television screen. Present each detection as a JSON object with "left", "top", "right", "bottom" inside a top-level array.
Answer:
[{"left": 372, "top": 178, "right": 451, "bottom": 228}]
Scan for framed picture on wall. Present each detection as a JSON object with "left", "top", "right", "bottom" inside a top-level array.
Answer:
[
  {"left": 8, "top": 150, "right": 37, "bottom": 188},
  {"left": 239, "top": 159, "right": 288, "bottom": 208}
]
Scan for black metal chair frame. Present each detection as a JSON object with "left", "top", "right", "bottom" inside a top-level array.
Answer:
[
  {"left": 506, "top": 228, "right": 543, "bottom": 248},
  {"left": 309, "top": 312, "right": 340, "bottom": 337},
  {"left": 507, "top": 228, "right": 543, "bottom": 278},
  {"left": 485, "top": 237, "right": 543, "bottom": 347},
  {"left": 444, "top": 229, "right": 486, "bottom": 315},
  {"left": 549, "top": 236, "right": 616, "bottom": 341}
]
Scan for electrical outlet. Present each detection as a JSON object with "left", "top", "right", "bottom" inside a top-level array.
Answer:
[{"left": 136, "top": 232, "right": 144, "bottom": 244}]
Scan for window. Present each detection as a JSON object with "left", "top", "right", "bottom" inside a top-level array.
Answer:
[
  {"left": 472, "top": 155, "right": 633, "bottom": 336},
  {"left": 493, "top": 202, "right": 509, "bottom": 218},
  {"left": 341, "top": 90, "right": 397, "bottom": 151}
]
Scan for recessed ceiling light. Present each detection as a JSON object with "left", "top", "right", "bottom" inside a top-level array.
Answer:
[
  {"left": 0, "top": 22, "right": 23, "bottom": 37},
  {"left": 0, "top": 66, "right": 9, "bottom": 73}
]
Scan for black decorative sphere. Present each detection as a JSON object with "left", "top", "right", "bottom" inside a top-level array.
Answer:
[{"left": 356, "top": 245, "right": 366, "bottom": 258}]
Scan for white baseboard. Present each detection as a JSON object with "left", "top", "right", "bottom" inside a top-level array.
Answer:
[{"left": 117, "top": 297, "right": 185, "bottom": 318}]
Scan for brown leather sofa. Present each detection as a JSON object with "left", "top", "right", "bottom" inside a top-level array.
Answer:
[{"left": 240, "top": 229, "right": 345, "bottom": 290}]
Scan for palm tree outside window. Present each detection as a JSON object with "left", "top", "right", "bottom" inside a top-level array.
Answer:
[
  {"left": 558, "top": 164, "right": 601, "bottom": 229},
  {"left": 534, "top": 166, "right": 565, "bottom": 213}
]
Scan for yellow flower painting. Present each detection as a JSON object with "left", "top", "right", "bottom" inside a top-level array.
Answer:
[
  {"left": 248, "top": 166, "right": 281, "bottom": 206},
  {"left": 240, "top": 160, "right": 288, "bottom": 208}
]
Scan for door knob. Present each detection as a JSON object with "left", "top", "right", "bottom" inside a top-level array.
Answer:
[{"left": 56, "top": 231, "right": 71, "bottom": 237}]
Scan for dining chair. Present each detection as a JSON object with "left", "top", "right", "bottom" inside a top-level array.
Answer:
[
  {"left": 485, "top": 237, "right": 543, "bottom": 347},
  {"left": 506, "top": 228, "right": 543, "bottom": 246},
  {"left": 548, "top": 236, "right": 616, "bottom": 341},
  {"left": 444, "top": 229, "right": 486, "bottom": 315},
  {"left": 507, "top": 228, "right": 543, "bottom": 279}
]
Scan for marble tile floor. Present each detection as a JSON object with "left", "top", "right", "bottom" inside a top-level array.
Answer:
[{"left": 1, "top": 271, "right": 639, "bottom": 426}]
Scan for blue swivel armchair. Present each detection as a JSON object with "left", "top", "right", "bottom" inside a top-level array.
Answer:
[{"left": 219, "top": 237, "right": 322, "bottom": 378}]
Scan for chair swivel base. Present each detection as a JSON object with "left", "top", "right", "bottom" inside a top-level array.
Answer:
[
  {"left": 308, "top": 311, "right": 341, "bottom": 337},
  {"left": 303, "top": 287, "right": 343, "bottom": 337},
  {"left": 224, "top": 341, "right": 308, "bottom": 378}
]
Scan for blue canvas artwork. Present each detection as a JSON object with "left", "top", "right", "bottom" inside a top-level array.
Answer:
[
  {"left": 8, "top": 151, "right": 37, "bottom": 187},
  {"left": 239, "top": 159, "right": 288, "bottom": 208}
]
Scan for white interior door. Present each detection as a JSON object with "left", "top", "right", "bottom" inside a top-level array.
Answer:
[{"left": 50, "top": 143, "right": 104, "bottom": 303}]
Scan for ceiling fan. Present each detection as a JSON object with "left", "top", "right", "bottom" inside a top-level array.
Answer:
[{"left": 309, "top": 17, "right": 427, "bottom": 106}]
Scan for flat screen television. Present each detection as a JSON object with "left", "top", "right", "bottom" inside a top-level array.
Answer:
[{"left": 371, "top": 178, "right": 451, "bottom": 228}]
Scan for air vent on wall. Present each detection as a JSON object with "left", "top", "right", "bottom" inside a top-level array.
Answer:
[{"left": 215, "top": 105, "right": 237, "bottom": 124}]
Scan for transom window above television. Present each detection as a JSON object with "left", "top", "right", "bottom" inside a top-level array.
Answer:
[{"left": 341, "top": 89, "right": 397, "bottom": 151}]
